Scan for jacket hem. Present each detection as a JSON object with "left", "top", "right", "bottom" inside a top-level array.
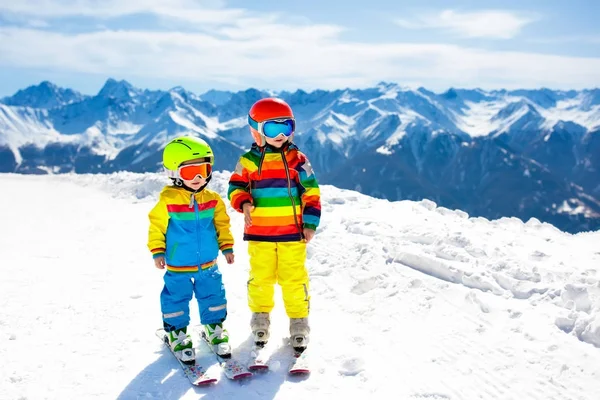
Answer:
[{"left": 243, "top": 233, "right": 303, "bottom": 242}]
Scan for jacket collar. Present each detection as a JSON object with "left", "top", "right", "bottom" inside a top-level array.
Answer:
[
  {"left": 251, "top": 142, "right": 298, "bottom": 154},
  {"left": 170, "top": 177, "right": 211, "bottom": 193}
]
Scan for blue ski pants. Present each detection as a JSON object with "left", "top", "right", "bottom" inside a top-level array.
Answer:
[{"left": 160, "top": 266, "right": 227, "bottom": 332}]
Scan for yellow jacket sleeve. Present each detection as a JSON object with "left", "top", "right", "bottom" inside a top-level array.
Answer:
[
  {"left": 214, "top": 196, "right": 234, "bottom": 254},
  {"left": 147, "top": 197, "right": 169, "bottom": 258}
]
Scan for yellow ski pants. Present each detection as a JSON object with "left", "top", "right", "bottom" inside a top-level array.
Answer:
[{"left": 247, "top": 241, "right": 310, "bottom": 318}]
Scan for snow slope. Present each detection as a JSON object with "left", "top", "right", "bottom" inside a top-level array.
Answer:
[{"left": 1, "top": 172, "right": 599, "bottom": 400}]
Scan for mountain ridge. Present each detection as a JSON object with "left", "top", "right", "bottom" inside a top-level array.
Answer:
[{"left": 1, "top": 79, "right": 599, "bottom": 233}]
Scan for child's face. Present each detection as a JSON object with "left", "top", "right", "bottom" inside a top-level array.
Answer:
[
  {"left": 180, "top": 158, "right": 209, "bottom": 190},
  {"left": 264, "top": 134, "right": 288, "bottom": 148},
  {"left": 182, "top": 175, "right": 207, "bottom": 191}
]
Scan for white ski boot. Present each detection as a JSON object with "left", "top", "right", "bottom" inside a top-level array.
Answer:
[
  {"left": 203, "top": 323, "right": 231, "bottom": 358},
  {"left": 168, "top": 327, "right": 195, "bottom": 364},
  {"left": 251, "top": 312, "right": 270, "bottom": 347},
  {"left": 289, "top": 317, "right": 310, "bottom": 352}
]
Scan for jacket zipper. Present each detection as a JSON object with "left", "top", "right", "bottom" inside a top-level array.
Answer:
[
  {"left": 281, "top": 152, "right": 302, "bottom": 235},
  {"left": 257, "top": 148, "right": 266, "bottom": 177},
  {"left": 192, "top": 193, "right": 201, "bottom": 269}
]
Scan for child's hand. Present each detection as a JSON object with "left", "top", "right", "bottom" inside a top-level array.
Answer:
[
  {"left": 242, "top": 202, "right": 254, "bottom": 227},
  {"left": 154, "top": 256, "right": 166, "bottom": 269},
  {"left": 224, "top": 252, "right": 235, "bottom": 264},
  {"left": 303, "top": 228, "right": 315, "bottom": 243}
]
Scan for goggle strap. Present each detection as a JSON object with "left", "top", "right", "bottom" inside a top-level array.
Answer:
[
  {"left": 164, "top": 167, "right": 179, "bottom": 179},
  {"left": 248, "top": 115, "right": 260, "bottom": 131}
]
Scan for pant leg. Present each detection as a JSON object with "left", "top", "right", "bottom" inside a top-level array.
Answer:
[
  {"left": 161, "top": 271, "right": 194, "bottom": 332},
  {"left": 193, "top": 265, "right": 227, "bottom": 325},
  {"left": 247, "top": 241, "right": 277, "bottom": 313},
  {"left": 277, "top": 241, "right": 310, "bottom": 318}
]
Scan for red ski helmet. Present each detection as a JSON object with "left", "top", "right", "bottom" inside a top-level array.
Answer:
[{"left": 248, "top": 98, "right": 295, "bottom": 146}]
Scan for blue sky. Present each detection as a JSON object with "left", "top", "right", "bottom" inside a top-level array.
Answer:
[{"left": 0, "top": 0, "right": 599, "bottom": 96}]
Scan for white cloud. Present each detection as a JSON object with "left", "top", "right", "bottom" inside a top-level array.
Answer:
[
  {"left": 2, "top": 25, "right": 600, "bottom": 91},
  {"left": 0, "top": 2, "right": 598, "bottom": 91},
  {"left": 395, "top": 9, "right": 535, "bottom": 39},
  {"left": 0, "top": 0, "right": 244, "bottom": 24}
]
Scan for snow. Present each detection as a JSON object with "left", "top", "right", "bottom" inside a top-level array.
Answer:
[
  {"left": 556, "top": 199, "right": 590, "bottom": 217},
  {"left": 375, "top": 145, "right": 393, "bottom": 155},
  {"left": 539, "top": 96, "right": 600, "bottom": 132},
  {"left": 0, "top": 105, "right": 58, "bottom": 146},
  {"left": 454, "top": 99, "right": 514, "bottom": 137},
  {"left": 80, "top": 125, "right": 125, "bottom": 159},
  {"left": 456, "top": 94, "right": 600, "bottom": 137},
  {"left": 381, "top": 111, "right": 421, "bottom": 149},
  {"left": 105, "top": 121, "right": 144, "bottom": 136},
  {"left": 1, "top": 172, "right": 600, "bottom": 400},
  {"left": 217, "top": 116, "right": 247, "bottom": 132},
  {"left": 0, "top": 104, "right": 77, "bottom": 164},
  {"left": 167, "top": 110, "right": 217, "bottom": 139}
]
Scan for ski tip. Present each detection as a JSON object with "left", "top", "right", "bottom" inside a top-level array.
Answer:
[
  {"left": 232, "top": 372, "right": 253, "bottom": 380},
  {"left": 289, "top": 368, "right": 310, "bottom": 375},
  {"left": 248, "top": 364, "right": 269, "bottom": 371},
  {"left": 194, "top": 378, "right": 218, "bottom": 386}
]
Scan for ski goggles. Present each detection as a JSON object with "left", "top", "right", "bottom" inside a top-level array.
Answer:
[
  {"left": 167, "top": 162, "right": 212, "bottom": 180},
  {"left": 248, "top": 115, "right": 295, "bottom": 138}
]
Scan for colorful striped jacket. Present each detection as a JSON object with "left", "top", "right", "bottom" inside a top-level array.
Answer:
[
  {"left": 228, "top": 142, "right": 321, "bottom": 242},
  {"left": 147, "top": 186, "right": 234, "bottom": 272}
]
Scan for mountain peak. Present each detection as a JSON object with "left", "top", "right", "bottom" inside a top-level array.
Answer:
[
  {"left": 97, "top": 78, "right": 138, "bottom": 100},
  {"left": 1, "top": 81, "right": 84, "bottom": 109},
  {"left": 442, "top": 88, "right": 459, "bottom": 100},
  {"left": 168, "top": 86, "right": 203, "bottom": 103},
  {"left": 376, "top": 81, "right": 411, "bottom": 94},
  {"left": 38, "top": 81, "right": 58, "bottom": 91},
  {"left": 199, "top": 89, "right": 233, "bottom": 106},
  {"left": 493, "top": 100, "right": 541, "bottom": 122},
  {"left": 376, "top": 81, "right": 397, "bottom": 88},
  {"left": 581, "top": 89, "right": 600, "bottom": 110},
  {"left": 552, "top": 120, "right": 587, "bottom": 134}
]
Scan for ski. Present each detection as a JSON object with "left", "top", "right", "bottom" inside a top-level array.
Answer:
[
  {"left": 195, "top": 327, "right": 253, "bottom": 381},
  {"left": 155, "top": 328, "right": 218, "bottom": 386},
  {"left": 247, "top": 344, "right": 269, "bottom": 371},
  {"left": 288, "top": 348, "right": 310, "bottom": 375}
]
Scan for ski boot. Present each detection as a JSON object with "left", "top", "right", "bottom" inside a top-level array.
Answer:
[
  {"left": 203, "top": 323, "right": 231, "bottom": 358},
  {"left": 289, "top": 317, "right": 310, "bottom": 353},
  {"left": 168, "top": 327, "right": 195, "bottom": 365},
  {"left": 251, "top": 312, "right": 271, "bottom": 347}
]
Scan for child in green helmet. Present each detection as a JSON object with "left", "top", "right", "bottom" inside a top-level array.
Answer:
[{"left": 148, "top": 136, "right": 235, "bottom": 363}]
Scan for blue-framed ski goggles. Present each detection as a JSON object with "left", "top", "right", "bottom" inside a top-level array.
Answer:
[{"left": 248, "top": 115, "right": 296, "bottom": 138}]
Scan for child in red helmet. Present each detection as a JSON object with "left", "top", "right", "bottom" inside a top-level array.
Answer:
[{"left": 228, "top": 97, "right": 321, "bottom": 353}]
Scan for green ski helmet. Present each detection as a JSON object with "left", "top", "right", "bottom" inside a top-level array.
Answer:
[{"left": 162, "top": 136, "right": 214, "bottom": 179}]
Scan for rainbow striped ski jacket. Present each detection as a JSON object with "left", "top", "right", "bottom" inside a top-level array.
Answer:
[
  {"left": 228, "top": 142, "right": 321, "bottom": 242},
  {"left": 147, "top": 186, "right": 234, "bottom": 272}
]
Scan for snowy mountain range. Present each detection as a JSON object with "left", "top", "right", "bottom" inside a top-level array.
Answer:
[{"left": 1, "top": 79, "right": 599, "bottom": 233}]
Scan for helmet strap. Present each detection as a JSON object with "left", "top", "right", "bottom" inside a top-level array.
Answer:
[
  {"left": 171, "top": 178, "right": 183, "bottom": 187},
  {"left": 179, "top": 176, "right": 211, "bottom": 193}
]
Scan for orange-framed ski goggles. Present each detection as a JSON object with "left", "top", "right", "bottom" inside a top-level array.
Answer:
[{"left": 166, "top": 162, "right": 212, "bottom": 180}]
